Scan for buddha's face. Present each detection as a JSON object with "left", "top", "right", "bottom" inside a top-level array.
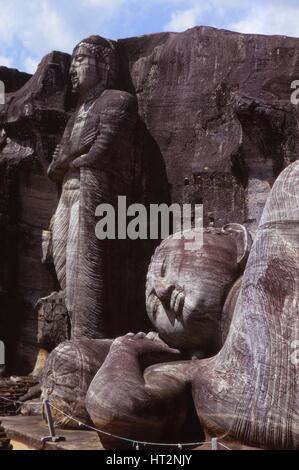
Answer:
[
  {"left": 70, "top": 45, "right": 107, "bottom": 95},
  {"left": 146, "top": 230, "right": 240, "bottom": 355}
]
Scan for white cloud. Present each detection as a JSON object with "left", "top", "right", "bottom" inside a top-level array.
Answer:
[
  {"left": 23, "top": 57, "right": 39, "bottom": 74},
  {"left": 163, "top": 0, "right": 243, "bottom": 33},
  {"left": 20, "top": 2, "right": 76, "bottom": 54},
  {"left": 165, "top": 6, "right": 203, "bottom": 32},
  {"left": 1, "top": 0, "right": 299, "bottom": 73},
  {"left": 0, "top": 0, "right": 132, "bottom": 72},
  {"left": 0, "top": 55, "right": 13, "bottom": 67},
  {"left": 163, "top": 0, "right": 299, "bottom": 37},
  {"left": 80, "top": 0, "right": 128, "bottom": 21},
  {"left": 81, "top": 0, "right": 123, "bottom": 7},
  {"left": 229, "top": 4, "right": 299, "bottom": 38},
  {"left": 0, "top": 1, "right": 77, "bottom": 61},
  {"left": 0, "top": 3, "right": 18, "bottom": 45}
]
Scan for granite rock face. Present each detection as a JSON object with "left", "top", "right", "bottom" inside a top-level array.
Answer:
[
  {"left": 1, "top": 26, "right": 299, "bottom": 372},
  {"left": 36, "top": 291, "right": 70, "bottom": 352},
  {"left": 0, "top": 67, "right": 31, "bottom": 94},
  {"left": 0, "top": 53, "right": 70, "bottom": 373},
  {"left": 119, "top": 28, "right": 299, "bottom": 231}
]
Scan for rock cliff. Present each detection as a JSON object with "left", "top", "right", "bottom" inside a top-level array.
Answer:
[{"left": 0, "top": 26, "right": 299, "bottom": 373}]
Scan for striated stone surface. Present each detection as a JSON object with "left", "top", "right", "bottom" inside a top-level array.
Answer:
[
  {"left": 0, "top": 52, "right": 71, "bottom": 374},
  {"left": 36, "top": 291, "right": 70, "bottom": 351},
  {"left": 85, "top": 333, "right": 196, "bottom": 449},
  {"left": 0, "top": 67, "right": 31, "bottom": 93},
  {"left": 1, "top": 27, "right": 299, "bottom": 372},
  {"left": 118, "top": 27, "right": 299, "bottom": 233},
  {"left": 42, "top": 339, "right": 112, "bottom": 429},
  {"left": 191, "top": 158, "right": 299, "bottom": 449},
  {"left": 87, "top": 161, "right": 299, "bottom": 449},
  {"left": 146, "top": 225, "right": 251, "bottom": 354}
]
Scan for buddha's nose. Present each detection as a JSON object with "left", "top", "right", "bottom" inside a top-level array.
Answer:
[
  {"left": 70, "top": 62, "right": 77, "bottom": 74},
  {"left": 153, "top": 279, "right": 174, "bottom": 302}
]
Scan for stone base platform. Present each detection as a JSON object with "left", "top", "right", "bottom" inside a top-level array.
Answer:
[
  {"left": 1, "top": 415, "right": 260, "bottom": 451},
  {"left": 1, "top": 416, "right": 103, "bottom": 450}
]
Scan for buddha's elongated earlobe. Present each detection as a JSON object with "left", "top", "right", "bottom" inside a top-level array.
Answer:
[{"left": 222, "top": 223, "right": 252, "bottom": 272}]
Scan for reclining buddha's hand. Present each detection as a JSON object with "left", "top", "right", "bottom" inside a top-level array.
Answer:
[
  {"left": 86, "top": 333, "right": 198, "bottom": 449},
  {"left": 110, "top": 332, "right": 183, "bottom": 370}
]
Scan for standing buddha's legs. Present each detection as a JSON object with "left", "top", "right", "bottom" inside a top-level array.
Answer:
[
  {"left": 52, "top": 170, "right": 80, "bottom": 312},
  {"left": 71, "top": 168, "right": 107, "bottom": 339}
]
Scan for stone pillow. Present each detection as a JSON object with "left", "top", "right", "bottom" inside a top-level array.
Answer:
[{"left": 41, "top": 339, "right": 112, "bottom": 429}]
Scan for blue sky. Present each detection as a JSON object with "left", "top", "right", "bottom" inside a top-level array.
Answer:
[{"left": 1, "top": 0, "right": 299, "bottom": 73}]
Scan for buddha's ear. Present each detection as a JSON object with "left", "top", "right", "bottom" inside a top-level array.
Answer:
[{"left": 222, "top": 223, "right": 253, "bottom": 272}]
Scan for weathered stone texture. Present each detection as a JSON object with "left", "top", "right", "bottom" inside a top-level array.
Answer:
[{"left": 1, "top": 27, "right": 299, "bottom": 372}]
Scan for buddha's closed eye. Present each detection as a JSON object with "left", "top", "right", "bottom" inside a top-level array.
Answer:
[{"left": 153, "top": 279, "right": 175, "bottom": 301}]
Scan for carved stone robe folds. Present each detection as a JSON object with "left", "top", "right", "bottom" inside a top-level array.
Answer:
[{"left": 49, "top": 89, "right": 138, "bottom": 339}]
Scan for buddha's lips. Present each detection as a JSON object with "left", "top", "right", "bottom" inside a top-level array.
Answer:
[{"left": 170, "top": 289, "right": 185, "bottom": 317}]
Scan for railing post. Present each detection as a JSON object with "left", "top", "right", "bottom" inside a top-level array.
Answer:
[
  {"left": 211, "top": 437, "right": 219, "bottom": 450},
  {"left": 41, "top": 400, "right": 66, "bottom": 444}
]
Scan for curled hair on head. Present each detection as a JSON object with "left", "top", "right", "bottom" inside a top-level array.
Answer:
[{"left": 73, "top": 35, "right": 119, "bottom": 88}]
